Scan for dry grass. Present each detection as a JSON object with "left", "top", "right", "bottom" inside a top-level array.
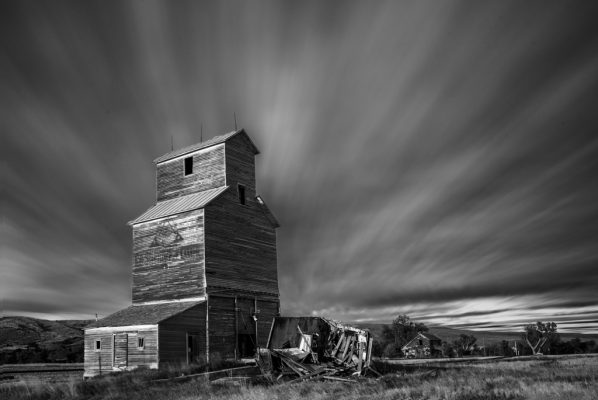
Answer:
[{"left": 1, "top": 355, "right": 596, "bottom": 399}]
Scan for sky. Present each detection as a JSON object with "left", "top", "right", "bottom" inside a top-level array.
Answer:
[{"left": 2, "top": 0, "right": 598, "bottom": 334}]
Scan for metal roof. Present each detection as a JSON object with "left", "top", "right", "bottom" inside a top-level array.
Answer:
[
  {"left": 129, "top": 186, "right": 228, "bottom": 225},
  {"left": 401, "top": 331, "right": 443, "bottom": 350},
  {"left": 85, "top": 301, "right": 204, "bottom": 328},
  {"left": 153, "top": 129, "right": 259, "bottom": 164}
]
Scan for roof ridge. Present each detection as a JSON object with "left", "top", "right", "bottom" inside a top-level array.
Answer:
[
  {"left": 153, "top": 129, "right": 250, "bottom": 164},
  {"left": 85, "top": 301, "right": 204, "bottom": 329}
]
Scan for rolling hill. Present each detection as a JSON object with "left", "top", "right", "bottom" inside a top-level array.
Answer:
[{"left": 0, "top": 316, "right": 92, "bottom": 364}]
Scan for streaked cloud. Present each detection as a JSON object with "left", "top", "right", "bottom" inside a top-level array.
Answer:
[{"left": 2, "top": 0, "right": 597, "bottom": 333}]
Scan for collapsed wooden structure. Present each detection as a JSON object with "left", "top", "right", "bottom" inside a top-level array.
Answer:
[{"left": 256, "top": 317, "right": 378, "bottom": 382}]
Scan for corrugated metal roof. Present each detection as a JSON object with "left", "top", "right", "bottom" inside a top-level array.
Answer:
[
  {"left": 153, "top": 129, "right": 259, "bottom": 164},
  {"left": 129, "top": 186, "right": 228, "bottom": 225},
  {"left": 85, "top": 301, "right": 204, "bottom": 328}
]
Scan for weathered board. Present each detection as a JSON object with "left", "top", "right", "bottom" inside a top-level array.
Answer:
[
  {"left": 159, "top": 303, "right": 207, "bottom": 365},
  {"left": 204, "top": 189, "right": 278, "bottom": 295},
  {"left": 132, "top": 210, "right": 205, "bottom": 304},
  {"left": 157, "top": 144, "right": 225, "bottom": 201},
  {"left": 83, "top": 332, "right": 113, "bottom": 377},
  {"left": 225, "top": 133, "right": 257, "bottom": 200},
  {"left": 207, "top": 296, "right": 236, "bottom": 359},
  {"left": 83, "top": 328, "right": 158, "bottom": 377},
  {"left": 208, "top": 295, "right": 280, "bottom": 359},
  {"left": 114, "top": 333, "right": 128, "bottom": 368}
]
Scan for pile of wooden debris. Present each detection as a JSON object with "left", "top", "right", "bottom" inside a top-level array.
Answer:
[{"left": 256, "top": 317, "right": 379, "bottom": 383}]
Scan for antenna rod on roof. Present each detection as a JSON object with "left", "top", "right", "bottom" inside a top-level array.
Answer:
[{"left": 234, "top": 112, "right": 237, "bottom": 131}]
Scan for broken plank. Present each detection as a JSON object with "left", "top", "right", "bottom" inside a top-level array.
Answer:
[
  {"left": 340, "top": 335, "right": 353, "bottom": 361},
  {"left": 357, "top": 341, "right": 363, "bottom": 373},
  {"left": 332, "top": 332, "right": 346, "bottom": 357},
  {"left": 287, "top": 368, "right": 328, "bottom": 384},
  {"left": 321, "top": 376, "right": 355, "bottom": 382},
  {"left": 365, "top": 337, "right": 373, "bottom": 368}
]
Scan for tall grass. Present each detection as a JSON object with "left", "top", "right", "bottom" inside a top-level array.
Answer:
[{"left": 1, "top": 355, "right": 596, "bottom": 400}]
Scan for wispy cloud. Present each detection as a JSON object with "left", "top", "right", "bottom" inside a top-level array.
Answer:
[{"left": 2, "top": 0, "right": 597, "bottom": 333}]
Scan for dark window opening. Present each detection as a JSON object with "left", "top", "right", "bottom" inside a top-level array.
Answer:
[
  {"left": 138, "top": 337, "right": 145, "bottom": 349},
  {"left": 238, "top": 184, "right": 246, "bottom": 205},
  {"left": 418, "top": 339, "right": 423, "bottom": 346},
  {"left": 184, "top": 156, "right": 193, "bottom": 175},
  {"left": 95, "top": 340, "right": 101, "bottom": 351}
]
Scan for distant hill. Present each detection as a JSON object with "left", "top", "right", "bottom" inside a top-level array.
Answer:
[
  {"left": 0, "top": 316, "right": 92, "bottom": 364},
  {"left": 355, "top": 323, "right": 598, "bottom": 345}
]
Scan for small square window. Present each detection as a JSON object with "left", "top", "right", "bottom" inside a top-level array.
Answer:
[
  {"left": 184, "top": 157, "right": 193, "bottom": 175},
  {"left": 95, "top": 340, "right": 101, "bottom": 351},
  {"left": 238, "top": 184, "right": 246, "bottom": 205},
  {"left": 138, "top": 337, "right": 145, "bottom": 350}
]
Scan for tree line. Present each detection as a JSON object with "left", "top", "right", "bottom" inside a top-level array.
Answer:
[{"left": 372, "top": 315, "right": 597, "bottom": 358}]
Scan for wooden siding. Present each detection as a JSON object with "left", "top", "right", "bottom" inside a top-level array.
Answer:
[
  {"left": 84, "top": 329, "right": 158, "bottom": 377},
  {"left": 225, "top": 133, "right": 256, "bottom": 198},
  {"left": 256, "top": 299, "right": 279, "bottom": 347},
  {"left": 84, "top": 332, "right": 113, "bottom": 377},
  {"left": 204, "top": 190, "right": 279, "bottom": 295},
  {"left": 208, "top": 295, "right": 279, "bottom": 359},
  {"left": 159, "top": 303, "right": 207, "bottom": 365},
  {"left": 157, "top": 144, "right": 225, "bottom": 201},
  {"left": 208, "top": 296, "right": 236, "bottom": 359},
  {"left": 132, "top": 211, "right": 206, "bottom": 304},
  {"left": 125, "top": 330, "right": 158, "bottom": 369}
]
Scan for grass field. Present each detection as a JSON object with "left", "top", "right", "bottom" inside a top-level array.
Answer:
[{"left": 2, "top": 354, "right": 596, "bottom": 400}]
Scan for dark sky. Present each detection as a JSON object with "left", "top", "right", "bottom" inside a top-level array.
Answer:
[{"left": 2, "top": 0, "right": 598, "bottom": 333}]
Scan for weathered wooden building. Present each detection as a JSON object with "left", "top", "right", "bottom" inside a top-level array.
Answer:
[
  {"left": 84, "top": 129, "right": 280, "bottom": 377},
  {"left": 401, "top": 332, "right": 442, "bottom": 358}
]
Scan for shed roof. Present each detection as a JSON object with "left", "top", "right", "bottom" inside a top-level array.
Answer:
[
  {"left": 153, "top": 129, "right": 259, "bottom": 164},
  {"left": 85, "top": 301, "right": 203, "bottom": 329},
  {"left": 129, "top": 186, "right": 228, "bottom": 225},
  {"left": 401, "top": 331, "right": 443, "bottom": 350}
]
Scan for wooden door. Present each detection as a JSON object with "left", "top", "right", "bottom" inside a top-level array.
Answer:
[
  {"left": 114, "top": 333, "right": 128, "bottom": 369},
  {"left": 237, "top": 298, "right": 257, "bottom": 357}
]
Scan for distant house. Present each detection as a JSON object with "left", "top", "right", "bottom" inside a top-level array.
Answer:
[
  {"left": 401, "top": 332, "right": 442, "bottom": 358},
  {"left": 84, "top": 129, "right": 280, "bottom": 377}
]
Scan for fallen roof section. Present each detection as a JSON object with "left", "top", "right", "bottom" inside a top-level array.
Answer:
[{"left": 128, "top": 186, "right": 228, "bottom": 225}]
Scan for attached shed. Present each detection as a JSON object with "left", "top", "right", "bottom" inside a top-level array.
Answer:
[
  {"left": 401, "top": 332, "right": 442, "bottom": 359},
  {"left": 84, "top": 302, "right": 205, "bottom": 377}
]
